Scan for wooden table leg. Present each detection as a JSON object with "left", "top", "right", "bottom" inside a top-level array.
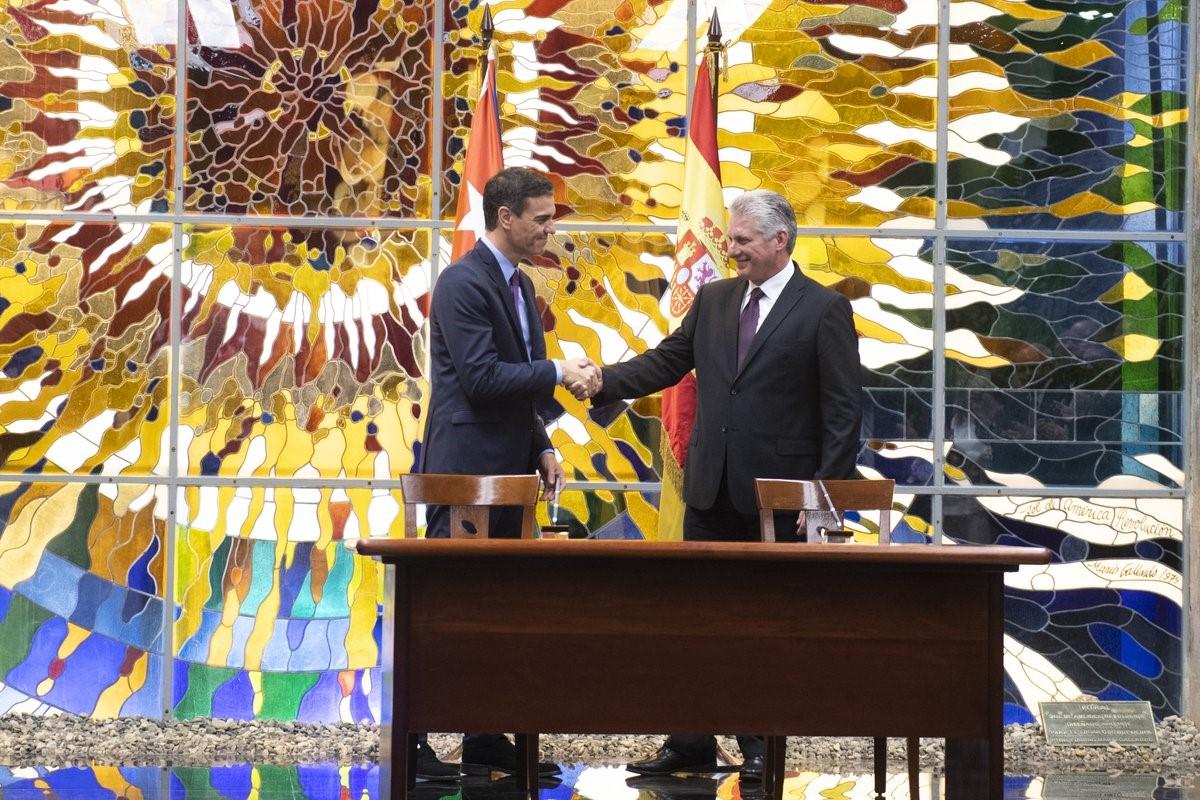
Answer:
[
  {"left": 385, "top": 564, "right": 413, "bottom": 799},
  {"left": 873, "top": 737, "right": 887, "bottom": 796},
  {"left": 906, "top": 736, "right": 920, "bottom": 799},
  {"left": 945, "top": 737, "right": 992, "bottom": 799},
  {"left": 515, "top": 733, "right": 538, "bottom": 794},
  {"left": 763, "top": 736, "right": 786, "bottom": 800}
]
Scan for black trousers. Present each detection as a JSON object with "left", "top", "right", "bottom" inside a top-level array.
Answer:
[{"left": 666, "top": 475, "right": 798, "bottom": 761}]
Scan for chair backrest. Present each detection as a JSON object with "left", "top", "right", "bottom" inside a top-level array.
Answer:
[
  {"left": 754, "top": 478, "right": 896, "bottom": 544},
  {"left": 400, "top": 473, "right": 541, "bottom": 539}
]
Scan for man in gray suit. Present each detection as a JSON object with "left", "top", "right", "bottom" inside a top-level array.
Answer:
[{"left": 577, "top": 189, "right": 863, "bottom": 780}]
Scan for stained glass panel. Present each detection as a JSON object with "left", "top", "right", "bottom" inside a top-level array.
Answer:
[
  {"left": 944, "top": 494, "right": 1182, "bottom": 721},
  {"left": 841, "top": 236, "right": 937, "bottom": 485},
  {"left": 0, "top": 3, "right": 175, "bottom": 214},
  {"left": 179, "top": 226, "right": 429, "bottom": 479},
  {"left": 185, "top": 0, "right": 434, "bottom": 217},
  {"left": 716, "top": 1, "right": 938, "bottom": 227},
  {"left": 944, "top": 239, "right": 1184, "bottom": 488},
  {"left": 0, "top": 222, "right": 171, "bottom": 477},
  {"left": 173, "top": 485, "right": 397, "bottom": 722},
  {"left": 947, "top": 0, "right": 1190, "bottom": 230},
  {"left": 442, "top": 1, "right": 687, "bottom": 223},
  {"left": 0, "top": 481, "right": 165, "bottom": 717},
  {"left": 518, "top": 231, "right": 672, "bottom": 483}
]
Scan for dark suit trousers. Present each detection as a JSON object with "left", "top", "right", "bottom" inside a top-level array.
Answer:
[{"left": 668, "top": 474, "right": 799, "bottom": 761}]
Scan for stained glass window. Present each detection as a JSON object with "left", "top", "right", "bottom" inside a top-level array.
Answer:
[
  {"left": 0, "top": 4, "right": 175, "bottom": 214},
  {"left": 185, "top": 1, "right": 434, "bottom": 218},
  {"left": 0, "top": 0, "right": 1191, "bottom": 726},
  {"left": 442, "top": 1, "right": 689, "bottom": 223},
  {"left": 180, "top": 226, "right": 429, "bottom": 479},
  {"left": 174, "top": 485, "right": 395, "bottom": 721},
  {"left": 0, "top": 223, "right": 172, "bottom": 477},
  {"left": 945, "top": 493, "right": 1183, "bottom": 720},
  {"left": 947, "top": 0, "right": 1189, "bottom": 230},
  {"left": 944, "top": 240, "right": 1184, "bottom": 488},
  {"left": 0, "top": 481, "right": 165, "bottom": 717},
  {"left": 714, "top": 1, "right": 939, "bottom": 227}
]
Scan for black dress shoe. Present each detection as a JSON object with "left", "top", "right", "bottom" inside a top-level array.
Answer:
[
  {"left": 627, "top": 746, "right": 718, "bottom": 776},
  {"left": 415, "top": 740, "right": 461, "bottom": 780},
  {"left": 461, "top": 741, "right": 561, "bottom": 777},
  {"left": 738, "top": 754, "right": 764, "bottom": 783}
]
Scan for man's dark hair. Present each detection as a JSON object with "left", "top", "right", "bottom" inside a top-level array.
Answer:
[{"left": 483, "top": 167, "right": 555, "bottom": 230}]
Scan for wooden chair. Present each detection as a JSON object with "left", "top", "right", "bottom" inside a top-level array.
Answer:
[
  {"left": 400, "top": 473, "right": 540, "bottom": 539},
  {"left": 397, "top": 472, "right": 544, "bottom": 788},
  {"left": 754, "top": 477, "right": 919, "bottom": 799}
]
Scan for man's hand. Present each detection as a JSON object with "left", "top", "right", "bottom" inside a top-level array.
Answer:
[
  {"left": 537, "top": 450, "right": 565, "bottom": 501},
  {"left": 560, "top": 358, "right": 603, "bottom": 400}
]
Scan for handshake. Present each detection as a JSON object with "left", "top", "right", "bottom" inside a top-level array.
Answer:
[{"left": 558, "top": 358, "right": 603, "bottom": 400}]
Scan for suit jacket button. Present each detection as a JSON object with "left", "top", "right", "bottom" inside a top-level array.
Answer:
[
  {"left": 730, "top": 389, "right": 738, "bottom": 395},
  {"left": 721, "top": 426, "right": 727, "bottom": 433}
]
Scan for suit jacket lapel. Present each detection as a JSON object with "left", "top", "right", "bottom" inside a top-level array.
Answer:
[
  {"left": 474, "top": 240, "right": 526, "bottom": 352},
  {"left": 725, "top": 277, "right": 749, "bottom": 379},
  {"left": 735, "top": 266, "right": 807, "bottom": 379}
]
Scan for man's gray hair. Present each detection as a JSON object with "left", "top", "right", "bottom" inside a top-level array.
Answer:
[{"left": 729, "top": 190, "right": 797, "bottom": 252}]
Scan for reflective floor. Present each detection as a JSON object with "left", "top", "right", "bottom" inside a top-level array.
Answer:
[{"left": 0, "top": 764, "right": 1195, "bottom": 799}]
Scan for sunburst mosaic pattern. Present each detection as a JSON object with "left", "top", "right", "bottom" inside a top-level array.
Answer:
[
  {"left": 0, "top": 0, "right": 1190, "bottom": 727},
  {"left": 0, "top": 1, "right": 175, "bottom": 214},
  {"left": 0, "top": 222, "right": 171, "bottom": 477},
  {"left": 180, "top": 226, "right": 429, "bottom": 480},
  {"left": 186, "top": 0, "right": 434, "bottom": 217}
]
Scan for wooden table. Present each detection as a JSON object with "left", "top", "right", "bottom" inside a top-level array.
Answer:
[{"left": 357, "top": 538, "right": 1051, "bottom": 799}]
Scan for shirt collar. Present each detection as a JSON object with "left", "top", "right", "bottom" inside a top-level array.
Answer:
[
  {"left": 749, "top": 261, "right": 795, "bottom": 300},
  {"left": 481, "top": 234, "right": 518, "bottom": 282}
]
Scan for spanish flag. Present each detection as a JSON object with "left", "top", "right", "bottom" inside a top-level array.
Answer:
[
  {"left": 451, "top": 47, "right": 504, "bottom": 261},
  {"left": 658, "top": 55, "right": 728, "bottom": 540}
]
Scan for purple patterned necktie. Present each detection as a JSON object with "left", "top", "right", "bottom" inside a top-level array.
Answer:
[
  {"left": 508, "top": 270, "right": 523, "bottom": 318},
  {"left": 737, "top": 287, "right": 764, "bottom": 371}
]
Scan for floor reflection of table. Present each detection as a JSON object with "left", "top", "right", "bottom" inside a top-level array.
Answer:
[{"left": 356, "top": 538, "right": 1051, "bottom": 799}]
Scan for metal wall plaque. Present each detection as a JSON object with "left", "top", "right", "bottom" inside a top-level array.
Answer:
[
  {"left": 1041, "top": 773, "right": 1160, "bottom": 799},
  {"left": 1039, "top": 701, "right": 1158, "bottom": 746}
]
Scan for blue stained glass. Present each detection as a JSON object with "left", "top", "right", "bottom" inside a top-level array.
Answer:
[
  {"left": 211, "top": 669, "right": 255, "bottom": 719},
  {"left": 296, "top": 670, "right": 343, "bottom": 723},
  {"left": 1118, "top": 589, "right": 1181, "bottom": 634},
  {"left": 5, "top": 617, "right": 67, "bottom": 697}
]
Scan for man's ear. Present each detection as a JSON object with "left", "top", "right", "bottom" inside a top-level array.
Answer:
[{"left": 496, "top": 206, "right": 513, "bottom": 230}]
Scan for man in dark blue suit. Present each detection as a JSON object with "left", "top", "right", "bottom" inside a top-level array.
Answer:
[{"left": 414, "top": 167, "right": 595, "bottom": 778}]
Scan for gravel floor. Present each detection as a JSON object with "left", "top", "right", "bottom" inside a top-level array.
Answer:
[{"left": 1, "top": 714, "right": 1197, "bottom": 779}]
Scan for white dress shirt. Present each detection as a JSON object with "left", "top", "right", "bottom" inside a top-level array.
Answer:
[{"left": 739, "top": 262, "right": 796, "bottom": 333}]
